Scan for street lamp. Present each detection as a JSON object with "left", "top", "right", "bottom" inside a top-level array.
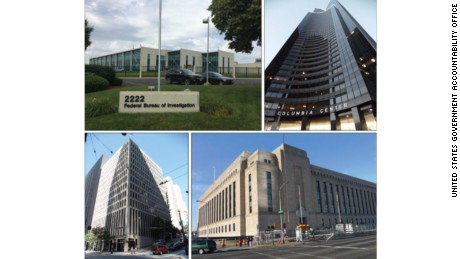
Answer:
[
  {"left": 279, "top": 181, "right": 288, "bottom": 244},
  {"left": 158, "top": 0, "right": 162, "bottom": 91},
  {"left": 202, "top": 17, "right": 210, "bottom": 85}
]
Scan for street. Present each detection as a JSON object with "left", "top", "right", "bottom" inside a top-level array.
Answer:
[
  {"left": 85, "top": 250, "right": 188, "bottom": 259},
  {"left": 121, "top": 78, "right": 261, "bottom": 86},
  {"left": 192, "top": 235, "right": 376, "bottom": 259}
]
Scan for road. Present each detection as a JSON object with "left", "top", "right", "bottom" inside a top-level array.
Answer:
[
  {"left": 192, "top": 235, "right": 376, "bottom": 259},
  {"left": 85, "top": 250, "right": 188, "bottom": 259},
  {"left": 121, "top": 78, "right": 261, "bottom": 86}
]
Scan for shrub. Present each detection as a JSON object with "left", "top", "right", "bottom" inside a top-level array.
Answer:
[
  {"left": 86, "top": 97, "right": 117, "bottom": 118},
  {"left": 85, "top": 72, "right": 109, "bottom": 93},
  {"left": 112, "top": 77, "right": 123, "bottom": 86},
  {"left": 85, "top": 64, "right": 116, "bottom": 85}
]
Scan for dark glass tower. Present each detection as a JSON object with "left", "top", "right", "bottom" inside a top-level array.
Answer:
[{"left": 265, "top": 0, "right": 376, "bottom": 131}]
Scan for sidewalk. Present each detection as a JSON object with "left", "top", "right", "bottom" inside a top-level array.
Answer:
[
  {"left": 215, "top": 239, "right": 311, "bottom": 253},
  {"left": 85, "top": 248, "right": 187, "bottom": 258}
]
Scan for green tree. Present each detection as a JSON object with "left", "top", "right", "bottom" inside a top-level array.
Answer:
[
  {"left": 85, "top": 227, "right": 111, "bottom": 251},
  {"left": 151, "top": 217, "right": 180, "bottom": 241},
  {"left": 85, "top": 19, "right": 94, "bottom": 50},
  {"left": 208, "top": 0, "right": 261, "bottom": 53}
]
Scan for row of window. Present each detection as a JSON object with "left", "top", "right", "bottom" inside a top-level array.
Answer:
[
  {"left": 199, "top": 181, "right": 236, "bottom": 227},
  {"left": 315, "top": 180, "right": 376, "bottom": 215},
  {"left": 200, "top": 223, "right": 236, "bottom": 236}
]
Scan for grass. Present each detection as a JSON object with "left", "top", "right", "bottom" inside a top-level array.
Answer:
[{"left": 85, "top": 84, "right": 261, "bottom": 130}]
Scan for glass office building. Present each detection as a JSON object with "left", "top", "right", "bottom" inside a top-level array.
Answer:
[
  {"left": 85, "top": 139, "right": 170, "bottom": 251},
  {"left": 265, "top": 0, "right": 376, "bottom": 131}
]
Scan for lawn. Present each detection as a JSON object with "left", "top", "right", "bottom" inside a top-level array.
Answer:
[{"left": 85, "top": 84, "right": 261, "bottom": 130}]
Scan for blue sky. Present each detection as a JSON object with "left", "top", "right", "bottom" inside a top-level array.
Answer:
[
  {"left": 191, "top": 133, "right": 376, "bottom": 230},
  {"left": 85, "top": 133, "right": 189, "bottom": 213},
  {"left": 265, "top": 0, "right": 377, "bottom": 68},
  {"left": 85, "top": 0, "right": 261, "bottom": 64}
]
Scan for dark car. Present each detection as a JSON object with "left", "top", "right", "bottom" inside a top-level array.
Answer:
[
  {"left": 167, "top": 241, "right": 181, "bottom": 251},
  {"left": 165, "top": 68, "right": 204, "bottom": 85},
  {"left": 152, "top": 244, "right": 169, "bottom": 255},
  {"left": 191, "top": 239, "right": 216, "bottom": 254},
  {"left": 201, "top": 71, "right": 234, "bottom": 85}
]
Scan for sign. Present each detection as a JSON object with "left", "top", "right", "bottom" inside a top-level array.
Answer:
[
  {"left": 276, "top": 102, "right": 348, "bottom": 117},
  {"left": 119, "top": 91, "right": 199, "bottom": 113},
  {"left": 278, "top": 210, "right": 284, "bottom": 215}
]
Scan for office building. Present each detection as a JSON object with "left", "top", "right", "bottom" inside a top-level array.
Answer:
[
  {"left": 89, "top": 47, "right": 235, "bottom": 74},
  {"left": 196, "top": 144, "right": 376, "bottom": 238},
  {"left": 85, "top": 139, "right": 170, "bottom": 251},
  {"left": 89, "top": 46, "right": 168, "bottom": 72},
  {"left": 265, "top": 0, "right": 376, "bottom": 130},
  {"left": 164, "top": 176, "right": 188, "bottom": 232}
]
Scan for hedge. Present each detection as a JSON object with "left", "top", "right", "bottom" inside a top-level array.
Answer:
[
  {"left": 85, "top": 72, "right": 109, "bottom": 93},
  {"left": 85, "top": 64, "right": 119, "bottom": 85}
]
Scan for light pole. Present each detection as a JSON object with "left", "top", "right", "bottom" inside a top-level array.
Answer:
[
  {"left": 157, "top": 0, "right": 162, "bottom": 91},
  {"left": 279, "top": 181, "right": 287, "bottom": 244},
  {"left": 202, "top": 17, "right": 210, "bottom": 85}
]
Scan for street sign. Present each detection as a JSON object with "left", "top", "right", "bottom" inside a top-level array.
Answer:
[{"left": 278, "top": 210, "right": 284, "bottom": 215}]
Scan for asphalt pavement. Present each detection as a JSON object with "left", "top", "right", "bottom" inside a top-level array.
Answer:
[
  {"left": 121, "top": 78, "right": 261, "bottom": 86},
  {"left": 85, "top": 247, "right": 188, "bottom": 259},
  {"left": 192, "top": 235, "right": 376, "bottom": 259}
]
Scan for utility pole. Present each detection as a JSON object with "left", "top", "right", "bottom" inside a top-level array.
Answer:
[{"left": 178, "top": 210, "right": 186, "bottom": 240}]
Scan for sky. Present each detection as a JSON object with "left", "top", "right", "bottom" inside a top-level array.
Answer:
[
  {"left": 85, "top": 0, "right": 261, "bottom": 64},
  {"left": 84, "top": 133, "right": 189, "bottom": 217},
  {"left": 190, "top": 133, "right": 376, "bottom": 231},
  {"left": 265, "top": 0, "right": 376, "bottom": 69}
]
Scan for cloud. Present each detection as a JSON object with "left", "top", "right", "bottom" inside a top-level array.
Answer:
[{"left": 85, "top": 0, "right": 260, "bottom": 63}]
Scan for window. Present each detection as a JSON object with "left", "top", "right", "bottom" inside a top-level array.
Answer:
[
  {"left": 249, "top": 174, "right": 252, "bottom": 213},
  {"left": 233, "top": 181, "right": 236, "bottom": 216},
  {"left": 330, "top": 183, "right": 335, "bottom": 213},
  {"left": 316, "top": 181, "right": 323, "bottom": 212},
  {"left": 267, "top": 172, "right": 273, "bottom": 212},
  {"left": 323, "top": 182, "right": 329, "bottom": 213}
]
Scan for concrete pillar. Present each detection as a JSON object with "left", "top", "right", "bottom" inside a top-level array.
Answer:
[{"left": 351, "top": 107, "right": 363, "bottom": 130}]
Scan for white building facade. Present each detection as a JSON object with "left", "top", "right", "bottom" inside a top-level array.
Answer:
[
  {"left": 197, "top": 144, "right": 376, "bottom": 239},
  {"left": 164, "top": 177, "right": 188, "bottom": 232},
  {"left": 85, "top": 139, "right": 170, "bottom": 251}
]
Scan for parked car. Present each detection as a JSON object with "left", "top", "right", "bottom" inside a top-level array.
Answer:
[
  {"left": 152, "top": 244, "right": 169, "bottom": 255},
  {"left": 165, "top": 68, "right": 205, "bottom": 85},
  {"left": 201, "top": 71, "right": 234, "bottom": 85},
  {"left": 191, "top": 239, "right": 216, "bottom": 254},
  {"left": 167, "top": 241, "right": 182, "bottom": 251}
]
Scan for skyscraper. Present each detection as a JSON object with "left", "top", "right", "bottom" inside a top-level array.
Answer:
[
  {"left": 85, "top": 139, "right": 170, "bottom": 251},
  {"left": 164, "top": 176, "right": 188, "bottom": 233},
  {"left": 265, "top": 0, "right": 376, "bottom": 131}
]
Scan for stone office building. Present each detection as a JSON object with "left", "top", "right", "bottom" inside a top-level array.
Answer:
[
  {"left": 196, "top": 144, "right": 376, "bottom": 238},
  {"left": 265, "top": 0, "right": 376, "bottom": 130},
  {"left": 85, "top": 139, "right": 171, "bottom": 251}
]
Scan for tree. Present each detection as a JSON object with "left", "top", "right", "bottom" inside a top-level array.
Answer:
[
  {"left": 151, "top": 217, "right": 180, "bottom": 241},
  {"left": 85, "top": 226, "right": 110, "bottom": 251},
  {"left": 208, "top": 0, "right": 261, "bottom": 54},
  {"left": 85, "top": 19, "right": 94, "bottom": 50}
]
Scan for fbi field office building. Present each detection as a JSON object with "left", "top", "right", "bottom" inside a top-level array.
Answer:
[{"left": 196, "top": 144, "right": 376, "bottom": 239}]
